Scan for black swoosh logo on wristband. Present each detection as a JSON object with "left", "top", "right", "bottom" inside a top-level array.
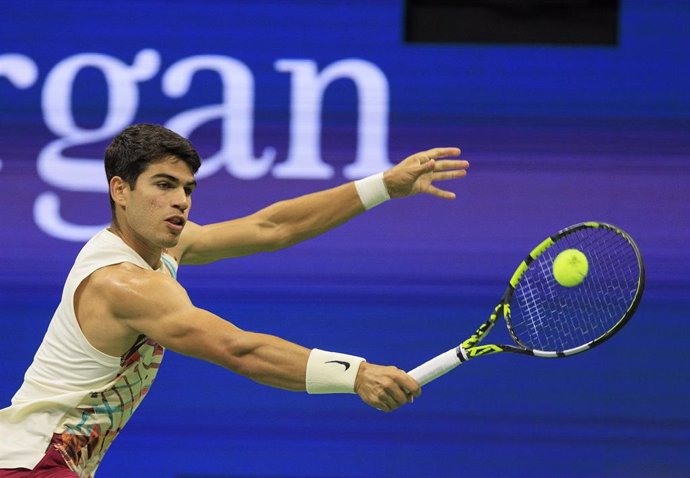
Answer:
[{"left": 325, "top": 360, "right": 351, "bottom": 371}]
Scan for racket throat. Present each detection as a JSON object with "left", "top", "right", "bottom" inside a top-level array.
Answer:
[
  {"left": 461, "top": 343, "right": 504, "bottom": 360},
  {"left": 456, "top": 345, "right": 471, "bottom": 363}
]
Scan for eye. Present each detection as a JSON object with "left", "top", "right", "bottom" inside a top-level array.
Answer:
[{"left": 157, "top": 182, "right": 173, "bottom": 190}]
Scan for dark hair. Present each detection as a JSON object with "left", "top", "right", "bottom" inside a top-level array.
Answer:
[{"left": 105, "top": 124, "right": 201, "bottom": 211}]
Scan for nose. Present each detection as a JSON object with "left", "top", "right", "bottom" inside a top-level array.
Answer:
[{"left": 173, "top": 188, "right": 190, "bottom": 212}]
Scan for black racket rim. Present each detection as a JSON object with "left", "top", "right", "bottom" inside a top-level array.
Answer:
[{"left": 502, "top": 221, "right": 645, "bottom": 357}]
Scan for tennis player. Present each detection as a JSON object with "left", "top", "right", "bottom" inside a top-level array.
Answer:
[{"left": 0, "top": 124, "right": 469, "bottom": 477}]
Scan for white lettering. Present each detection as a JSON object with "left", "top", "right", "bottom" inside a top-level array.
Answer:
[
  {"left": 37, "top": 49, "right": 161, "bottom": 192},
  {"left": 162, "top": 55, "right": 275, "bottom": 180},
  {"left": 34, "top": 193, "right": 104, "bottom": 242},
  {"left": 24, "top": 51, "right": 391, "bottom": 241},
  {"left": 0, "top": 54, "right": 38, "bottom": 89},
  {"left": 34, "top": 49, "right": 161, "bottom": 240},
  {"left": 273, "top": 58, "right": 392, "bottom": 179}
]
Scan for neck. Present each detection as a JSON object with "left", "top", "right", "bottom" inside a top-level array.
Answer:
[{"left": 108, "top": 223, "right": 162, "bottom": 270}]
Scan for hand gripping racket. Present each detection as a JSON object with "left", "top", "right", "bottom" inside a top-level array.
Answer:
[{"left": 408, "top": 222, "right": 645, "bottom": 386}]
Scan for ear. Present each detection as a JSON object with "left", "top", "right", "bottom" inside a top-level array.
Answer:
[{"left": 110, "top": 176, "right": 129, "bottom": 208}]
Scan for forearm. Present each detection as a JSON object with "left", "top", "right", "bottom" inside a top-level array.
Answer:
[
  {"left": 189, "top": 314, "right": 417, "bottom": 409},
  {"left": 232, "top": 336, "right": 421, "bottom": 412},
  {"left": 217, "top": 331, "right": 311, "bottom": 391},
  {"left": 219, "top": 331, "right": 365, "bottom": 393},
  {"left": 255, "top": 182, "right": 367, "bottom": 250},
  {"left": 180, "top": 177, "right": 388, "bottom": 263}
]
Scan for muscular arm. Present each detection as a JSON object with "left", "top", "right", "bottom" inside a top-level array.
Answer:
[
  {"left": 177, "top": 182, "right": 364, "bottom": 264},
  {"left": 93, "top": 263, "right": 420, "bottom": 409},
  {"left": 100, "top": 263, "right": 308, "bottom": 389},
  {"left": 173, "top": 147, "right": 468, "bottom": 265}
]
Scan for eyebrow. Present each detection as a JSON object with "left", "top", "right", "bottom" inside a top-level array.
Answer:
[{"left": 151, "top": 173, "right": 198, "bottom": 190}]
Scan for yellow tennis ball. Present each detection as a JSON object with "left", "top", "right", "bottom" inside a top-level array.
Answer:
[{"left": 553, "top": 249, "right": 589, "bottom": 287}]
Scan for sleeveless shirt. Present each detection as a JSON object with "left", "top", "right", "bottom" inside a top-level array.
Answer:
[{"left": 0, "top": 229, "right": 178, "bottom": 477}]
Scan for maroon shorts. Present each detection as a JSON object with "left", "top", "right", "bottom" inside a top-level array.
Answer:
[{"left": 0, "top": 435, "right": 77, "bottom": 478}]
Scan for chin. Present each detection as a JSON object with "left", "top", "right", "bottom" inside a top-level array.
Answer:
[
  {"left": 164, "top": 237, "right": 181, "bottom": 248},
  {"left": 159, "top": 233, "right": 181, "bottom": 249}
]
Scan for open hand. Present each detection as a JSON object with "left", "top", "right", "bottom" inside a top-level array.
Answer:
[{"left": 383, "top": 147, "right": 468, "bottom": 199}]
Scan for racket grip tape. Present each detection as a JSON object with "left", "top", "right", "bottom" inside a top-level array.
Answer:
[{"left": 407, "top": 347, "right": 462, "bottom": 386}]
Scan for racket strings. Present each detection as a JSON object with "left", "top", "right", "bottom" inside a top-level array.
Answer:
[{"left": 509, "top": 227, "right": 641, "bottom": 353}]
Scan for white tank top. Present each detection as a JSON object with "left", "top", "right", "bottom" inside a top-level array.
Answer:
[{"left": 0, "top": 229, "right": 178, "bottom": 476}]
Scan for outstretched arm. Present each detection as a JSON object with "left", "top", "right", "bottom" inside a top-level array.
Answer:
[
  {"left": 99, "top": 264, "right": 420, "bottom": 411},
  {"left": 174, "top": 147, "right": 468, "bottom": 264}
]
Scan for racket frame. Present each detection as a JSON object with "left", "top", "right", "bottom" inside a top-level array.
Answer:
[
  {"left": 459, "top": 221, "right": 646, "bottom": 362},
  {"left": 408, "top": 222, "right": 646, "bottom": 385}
]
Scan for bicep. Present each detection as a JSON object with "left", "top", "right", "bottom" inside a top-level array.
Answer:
[
  {"left": 112, "top": 271, "right": 242, "bottom": 366},
  {"left": 111, "top": 271, "right": 309, "bottom": 389}
]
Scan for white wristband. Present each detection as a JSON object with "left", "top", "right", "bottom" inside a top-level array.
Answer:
[
  {"left": 306, "top": 348, "right": 366, "bottom": 394},
  {"left": 354, "top": 172, "right": 390, "bottom": 210}
]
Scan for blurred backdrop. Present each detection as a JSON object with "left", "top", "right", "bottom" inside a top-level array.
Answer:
[{"left": 1, "top": 1, "right": 688, "bottom": 476}]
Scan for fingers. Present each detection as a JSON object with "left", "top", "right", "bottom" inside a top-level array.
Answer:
[
  {"left": 425, "top": 185, "right": 456, "bottom": 200},
  {"left": 373, "top": 390, "right": 408, "bottom": 413},
  {"left": 413, "top": 156, "right": 469, "bottom": 180},
  {"left": 421, "top": 147, "right": 462, "bottom": 160},
  {"left": 409, "top": 148, "right": 461, "bottom": 168},
  {"left": 385, "top": 147, "right": 468, "bottom": 199},
  {"left": 432, "top": 169, "right": 469, "bottom": 181},
  {"left": 419, "top": 157, "right": 469, "bottom": 200},
  {"left": 412, "top": 158, "right": 469, "bottom": 180},
  {"left": 420, "top": 164, "right": 468, "bottom": 199},
  {"left": 385, "top": 374, "right": 416, "bottom": 407},
  {"left": 400, "top": 371, "right": 422, "bottom": 398},
  {"left": 431, "top": 167, "right": 469, "bottom": 186},
  {"left": 357, "top": 364, "right": 422, "bottom": 413},
  {"left": 433, "top": 159, "right": 470, "bottom": 172},
  {"left": 377, "top": 373, "right": 421, "bottom": 412}
]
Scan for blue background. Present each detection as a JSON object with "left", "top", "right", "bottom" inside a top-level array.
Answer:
[{"left": 1, "top": 1, "right": 689, "bottom": 476}]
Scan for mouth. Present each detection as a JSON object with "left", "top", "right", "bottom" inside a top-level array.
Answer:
[{"left": 165, "top": 215, "right": 186, "bottom": 232}]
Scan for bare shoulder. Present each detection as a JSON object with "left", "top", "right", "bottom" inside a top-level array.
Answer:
[
  {"left": 87, "top": 262, "right": 189, "bottom": 319},
  {"left": 84, "top": 260, "right": 236, "bottom": 359},
  {"left": 76, "top": 262, "right": 184, "bottom": 356},
  {"left": 77, "top": 261, "right": 195, "bottom": 356},
  {"left": 90, "top": 261, "right": 162, "bottom": 287}
]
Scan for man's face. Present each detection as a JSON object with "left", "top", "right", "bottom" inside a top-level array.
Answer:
[{"left": 121, "top": 157, "right": 197, "bottom": 250}]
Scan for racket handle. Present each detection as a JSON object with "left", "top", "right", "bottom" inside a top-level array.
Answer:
[{"left": 407, "top": 347, "right": 462, "bottom": 386}]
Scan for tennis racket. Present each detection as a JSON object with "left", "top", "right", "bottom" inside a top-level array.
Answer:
[{"left": 408, "top": 221, "right": 645, "bottom": 386}]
